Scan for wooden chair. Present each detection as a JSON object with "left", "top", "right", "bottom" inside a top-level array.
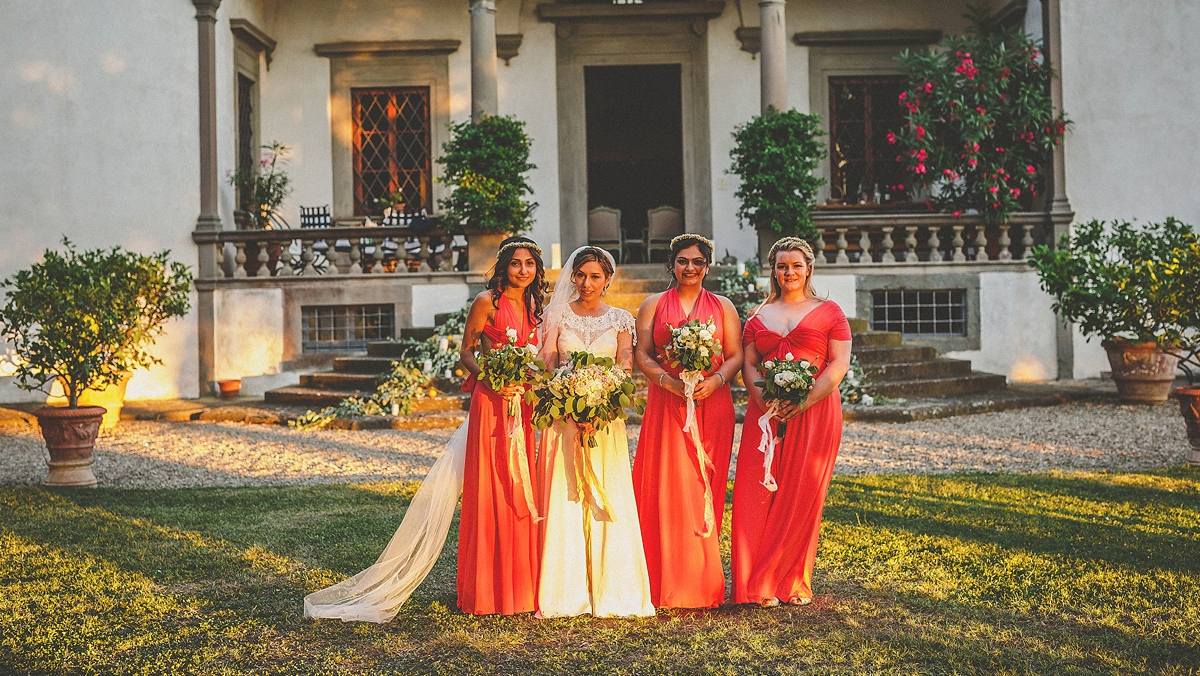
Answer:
[
  {"left": 587, "top": 206, "right": 625, "bottom": 263},
  {"left": 646, "top": 205, "right": 684, "bottom": 263}
]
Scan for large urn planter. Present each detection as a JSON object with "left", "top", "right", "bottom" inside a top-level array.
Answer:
[
  {"left": 1102, "top": 340, "right": 1180, "bottom": 404},
  {"left": 465, "top": 230, "right": 509, "bottom": 273},
  {"left": 47, "top": 371, "right": 131, "bottom": 430},
  {"left": 1175, "top": 387, "right": 1200, "bottom": 467},
  {"left": 34, "top": 406, "right": 105, "bottom": 487}
]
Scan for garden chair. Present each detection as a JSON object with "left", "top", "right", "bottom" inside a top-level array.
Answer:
[
  {"left": 646, "top": 205, "right": 683, "bottom": 263},
  {"left": 587, "top": 206, "right": 625, "bottom": 263}
]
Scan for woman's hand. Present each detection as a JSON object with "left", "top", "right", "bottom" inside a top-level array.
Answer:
[
  {"left": 498, "top": 384, "right": 525, "bottom": 400},
  {"left": 773, "top": 400, "right": 806, "bottom": 422},
  {"left": 691, "top": 374, "right": 723, "bottom": 400},
  {"left": 660, "top": 374, "right": 686, "bottom": 397}
]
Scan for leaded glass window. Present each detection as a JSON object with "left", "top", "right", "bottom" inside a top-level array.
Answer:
[
  {"left": 351, "top": 87, "right": 432, "bottom": 216},
  {"left": 828, "top": 76, "right": 909, "bottom": 204}
]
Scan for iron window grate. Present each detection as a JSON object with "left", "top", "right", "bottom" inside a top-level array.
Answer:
[
  {"left": 351, "top": 87, "right": 431, "bottom": 216},
  {"left": 871, "top": 289, "right": 967, "bottom": 336},
  {"left": 828, "top": 75, "right": 909, "bottom": 204},
  {"left": 301, "top": 304, "right": 395, "bottom": 353}
]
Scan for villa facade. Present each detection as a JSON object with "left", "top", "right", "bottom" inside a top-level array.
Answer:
[{"left": 1, "top": 0, "right": 1198, "bottom": 400}]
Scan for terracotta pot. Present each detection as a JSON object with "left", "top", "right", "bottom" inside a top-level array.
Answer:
[
  {"left": 217, "top": 379, "right": 241, "bottom": 399},
  {"left": 465, "top": 230, "right": 510, "bottom": 273},
  {"left": 1102, "top": 340, "right": 1180, "bottom": 404},
  {"left": 1175, "top": 386, "right": 1200, "bottom": 467},
  {"left": 47, "top": 372, "right": 131, "bottom": 430},
  {"left": 34, "top": 406, "right": 104, "bottom": 487}
]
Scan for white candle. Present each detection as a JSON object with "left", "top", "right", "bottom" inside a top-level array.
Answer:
[
  {"left": 438, "top": 337, "right": 449, "bottom": 352},
  {"left": 423, "top": 359, "right": 433, "bottom": 373},
  {"left": 736, "top": 261, "right": 746, "bottom": 276},
  {"left": 551, "top": 243, "right": 562, "bottom": 270}
]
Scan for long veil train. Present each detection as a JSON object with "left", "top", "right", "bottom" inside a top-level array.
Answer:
[{"left": 303, "top": 419, "right": 469, "bottom": 623}]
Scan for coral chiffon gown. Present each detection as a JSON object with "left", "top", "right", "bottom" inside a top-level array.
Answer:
[
  {"left": 457, "top": 295, "right": 540, "bottom": 615},
  {"left": 632, "top": 287, "right": 736, "bottom": 609},
  {"left": 731, "top": 300, "right": 851, "bottom": 604}
]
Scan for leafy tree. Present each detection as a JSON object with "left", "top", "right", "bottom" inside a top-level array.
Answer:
[
  {"left": 0, "top": 240, "right": 192, "bottom": 407},
  {"left": 892, "top": 5, "right": 1066, "bottom": 223},
  {"left": 728, "top": 108, "right": 827, "bottom": 237},
  {"left": 438, "top": 116, "right": 537, "bottom": 234}
]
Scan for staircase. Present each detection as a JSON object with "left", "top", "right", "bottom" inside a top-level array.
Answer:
[{"left": 848, "top": 317, "right": 1006, "bottom": 398}]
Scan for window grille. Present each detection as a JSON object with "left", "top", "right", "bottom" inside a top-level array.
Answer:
[
  {"left": 351, "top": 87, "right": 432, "bottom": 216},
  {"left": 301, "top": 304, "right": 395, "bottom": 353},
  {"left": 871, "top": 289, "right": 967, "bottom": 336},
  {"left": 236, "top": 73, "right": 256, "bottom": 206},
  {"left": 828, "top": 76, "right": 909, "bottom": 204}
]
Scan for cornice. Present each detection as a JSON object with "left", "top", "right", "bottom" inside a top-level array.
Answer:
[{"left": 314, "top": 40, "right": 462, "bottom": 58}]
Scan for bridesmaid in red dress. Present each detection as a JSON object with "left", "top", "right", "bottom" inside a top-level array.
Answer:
[
  {"left": 731, "top": 237, "right": 852, "bottom": 607},
  {"left": 457, "top": 236, "right": 548, "bottom": 615},
  {"left": 633, "top": 234, "right": 744, "bottom": 609}
]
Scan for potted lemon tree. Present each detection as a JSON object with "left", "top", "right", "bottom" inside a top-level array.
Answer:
[
  {"left": 0, "top": 240, "right": 191, "bottom": 486},
  {"left": 1029, "top": 218, "right": 1199, "bottom": 405}
]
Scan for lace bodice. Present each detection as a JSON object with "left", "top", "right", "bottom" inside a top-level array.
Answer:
[{"left": 549, "top": 305, "right": 636, "bottom": 360}]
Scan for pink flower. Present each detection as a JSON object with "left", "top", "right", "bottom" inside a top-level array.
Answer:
[
  {"left": 887, "top": 132, "right": 897, "bottom": 145},
  {"left": 915, "top": 164, "right": 927, "bottom": 174},
  {"left": 976, "top": 107, "right": 987, "bottom": 115},
  {"left": 988, "top": 185, "right": 999, "bottom": 194},
  {"left": 995, "top": 147, "right": 1006, "bottom": 153},
  {"left": 898, "top": 92, "right": 907, "bottom": 100},
  {"left": 943, "top": 169, "right": 956, "bottom": 177},
  {"left": 972, "top": 143, "right": 981, "bottom": 152},
  {"left": 1009, "top": 188, "right": 1021, "bottom": 197},
  {"left": 916, "top": 149, "right": 928, "bottom": 161},
  {"left": 953, "top": 210, "right": 962, "bottom": 217},
  {"left": 923, "top": 82, "right": 933, "bottom": 93},
  {"left": 1026, "top": 164, "right": 1036, "bottom": 174},
  {"left": 895, "top": 184, "right": 905, "bottom": 190},
  {"left": 968, "top": 159, "right": 978, "bottom": 168},
  {"left": 915, "top": 126, "right": 926, "bottom": 139}
]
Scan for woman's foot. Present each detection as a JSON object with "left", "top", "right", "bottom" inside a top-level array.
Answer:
[
  {"left": 758, "top": 597, "right": 780, "bottom": 608},
  {"left": 786, "top": 596, "right": 812, "bottom": 606}
]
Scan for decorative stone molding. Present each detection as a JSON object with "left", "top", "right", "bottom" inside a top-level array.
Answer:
[
  {"left": 314, "top": 40, "right": 461, "bottom": 58},
  {"left": 536, "top": 1, "right": 725, "bottom": 39},
  {"left": 496, "top": 34, "right": 523, "bottom": 65},
  {"left": 192, "top": 0, "right": 221, "bottom": 22},
  {"left": 735, "top": 26, "right": 760, "bottom": 56},
  {"left": 792, "top": 29, "right": 942, "bottom": 47},
  {"left": 230, "top": 18, "right": 277, "bottom": 68}
]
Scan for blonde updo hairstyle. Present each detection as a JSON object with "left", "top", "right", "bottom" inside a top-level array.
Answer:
[{"left": 766, "top": 237, "right": 823, "bottom": 303}]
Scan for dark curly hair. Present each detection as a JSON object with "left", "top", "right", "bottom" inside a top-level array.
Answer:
[{"left": 487, "top": 236, "right": 548, "bottom": 325}]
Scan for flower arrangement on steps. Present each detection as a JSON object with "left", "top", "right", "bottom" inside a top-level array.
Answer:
[
  {"left": 291, "top": 360, "right": 440, "bottom": 431},
  {"left": 0, "top": 240, "right": 192, "bottom": 486}
]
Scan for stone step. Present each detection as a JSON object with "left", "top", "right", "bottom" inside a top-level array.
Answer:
[
  {"left": 868, "top": 372, "right": 1007, "bottom": 398},
  {"left": 334, "top": 356, "right": 402, "bottom": 373},
  {"left": 847, "top": 317, "right": 869, "bottom": 333},
  {"left": 852, "top": 331, "right": 903, "bottom": 348},
  {"left": 301, "top": 373, "right": 378, "bottom": 391},
  {"left": 853, "top": 344, "right": 940, "bottom": 364},
  {"left": 264, "top": 386, "right": 470, "bottom": 411},
  {"left": 368, "top": 341, "right": 423, "bottom": 358},
  {"left": 603, "top": 293, "right": 650, "bottom": 313},
  {"left": 606, "top": 278, "right": 671, "bottom": 294},
  {"left": 862, "top": 358, "right": 973, "bottom": 382},
  {"left": 399, "top": 327, "right": 437, "bottom": 341}
]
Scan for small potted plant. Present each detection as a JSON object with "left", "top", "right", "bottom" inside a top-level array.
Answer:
[
  {"left": 1029, "top": 218, "right": 1199, "bottom": 404},
  {"left": 437, "top": 115, "right": 537, "bottom": 271},
  {"left": 1175, "top": 347, "right": 1200, "bottom": 467},
  {"left": 727, "top": 107, "right": 827, "bottom": 258},
  {"left": 0, "top": 240, "right": 192, "bottom": 486}
]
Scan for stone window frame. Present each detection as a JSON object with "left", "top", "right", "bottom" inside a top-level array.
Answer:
[
  {"left": 232, "top": 33, "right": 263, "bottom": 216},
  {"left": 855, "top": 272, "right": 981, "bottom": 353},
  {"left": 317, "top": 42, "right": 457, "bottom": 224}
]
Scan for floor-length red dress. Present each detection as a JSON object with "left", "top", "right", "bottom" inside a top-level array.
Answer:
[
  {"left": 731, "top": 300, "right": 852, "bottom": 604},
  {"left": 457, "top": 294, "right": 540, "bottom": 615},
  {"left": 632, "top": 287, "right": 736, "bottom": 609}
]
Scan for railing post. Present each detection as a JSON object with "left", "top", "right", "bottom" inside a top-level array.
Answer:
[
  {"left": 349, "top": 240, "right": 363, "bottom": 274},
  {"left": 233, "top": 242, "right": 248, "bottom": 278},
  {"left": 300, "top": 241, "right": 317, "bottom": 275},
  {"left": 974, "top": 225, "right": 989, "bottom": 261},
  {"left": 998, "top": 224, "right": 1012, "bottom": 260},
  {"left": 880, "top": 226, "right": 895, "bottom": 263},
  {"left": 1020, "top": 224, "right": 1035, "bottom": 259},
  {"left": 928, "top": 226, "right": 942, "bottom": 262},
  {"left": 951, "top": 225, "right": 966, "bottom": 262},
  {"left": 255, "top": 241, "right": 270, "bottom": 277},
  {"left": 904, "top": 225, "right": 917, "bottom": 263}
]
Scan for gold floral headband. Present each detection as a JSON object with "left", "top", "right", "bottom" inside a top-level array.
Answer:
[
  {"left": 669, "top": 233, "right": 715, "bottom": 251},
  {"left": 497, "top": 240, "right": 543, "bottom": 258}
]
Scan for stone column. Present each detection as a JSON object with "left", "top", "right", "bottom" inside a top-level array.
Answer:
[
  {"left": 193, "top": 0, "right": 222, "bottom": 395},
  {"left": 759, "top": 0, "right": 787, "bottom": 112},
  {"left": 470, "top": 0, "right": 498, "bottom": 122},
  {"left": 1046, "top": 0, "right": 1074, "bottom": 380}
]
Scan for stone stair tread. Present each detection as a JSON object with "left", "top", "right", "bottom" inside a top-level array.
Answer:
[
  {"left": 862, "top": 358, "right": 974, "bottom": 381},
  {"left": 853, "top": 345, "right": 940, "bottom": 363},
  {"left": 869, "top": 372, "right": 1007, "bottom": 398}
]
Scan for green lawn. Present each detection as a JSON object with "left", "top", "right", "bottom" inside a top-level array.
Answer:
[{"left": 1, "top": 470, "right": 1198, "bottom": 675}]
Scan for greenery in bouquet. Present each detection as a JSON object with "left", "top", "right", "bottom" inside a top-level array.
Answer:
[
  {"left": 291, "top": 359, "right": 437, "bottom": 430},
  {"left": 529, "top": 351, "right": 644, "bottom": 448},
  {"left": 892, "top": 5, "right": 1066, "bottom": 224},
  {"left": 755, "top": 352, "right": 820, "bottom": 406},
  {"left": 663, "top": 318, "right": 723, "bottom": 374},
  {"left": 477, "top": 328, "right": 545, "bottom": 413}
]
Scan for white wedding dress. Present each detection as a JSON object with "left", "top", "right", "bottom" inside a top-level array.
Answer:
[{"left": 536, "top": 305, "right": 656, "bottom": 618}]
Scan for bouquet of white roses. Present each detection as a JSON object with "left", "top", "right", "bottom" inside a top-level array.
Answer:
[
  {"left": 529, "top": 351, "right": 644, "bottom": 448},
  {"left": 662, "top": 318, "right": 722, "bottom": 374},
  {"left": 477, "top": 327, "right": 544, "bottom": 415},
  {"left": 753, "top": 352, "right": 819, "bottom": 493}
]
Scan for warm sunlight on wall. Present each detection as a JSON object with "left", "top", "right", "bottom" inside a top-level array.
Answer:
[{"left": 1009, "top": 354, "right": 1048, "bottom": 382}]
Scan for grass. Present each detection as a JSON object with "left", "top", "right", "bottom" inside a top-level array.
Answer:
[{"left": 1, "top": 470, "right": 1198, "bottom": 675}]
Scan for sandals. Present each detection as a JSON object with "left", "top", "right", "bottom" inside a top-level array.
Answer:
[{"left": 786, "top": 596, "right": 812, "bottom": 606}]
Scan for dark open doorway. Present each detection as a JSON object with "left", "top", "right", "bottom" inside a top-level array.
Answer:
[{"left": 584, "top": 64, "right": 683, "bottom": 261}]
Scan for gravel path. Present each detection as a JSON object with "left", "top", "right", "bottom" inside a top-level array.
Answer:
[{"left": 0, "top": 401, "right": 1189, "bottom": 489}]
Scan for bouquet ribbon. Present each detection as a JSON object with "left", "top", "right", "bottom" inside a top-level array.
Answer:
[
  {"left": 680, "top": 369, "right": 716, "bottom": 538},
  {"left": 756, "top": 402, "right": 780, "bottom": 492},
  {"left": 506, "top": 394, "right": 541, "bottom": 521},
  {"left": 571, "top": 424, "right": 616, "bottom": 523}
]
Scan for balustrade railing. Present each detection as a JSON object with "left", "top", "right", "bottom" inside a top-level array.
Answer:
[
  {"left": 194, "top": 226, "right": 457, "bottom": 279},
  {"left": 813, "top": 212, "right": 1053, "bottom": 265}
]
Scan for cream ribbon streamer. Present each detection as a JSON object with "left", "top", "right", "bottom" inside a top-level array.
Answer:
[
  {"left": 680, "top": 369, "right": 716, "bottom": 537},
  {"left": 570, "top": 422, "right": 616, "bottom": 523},
  {"left": 506, "top": 394, "right": 541, "bottom": 521},
  {"left": 756, "top": 402, "right": 780, "bottom": 492}
]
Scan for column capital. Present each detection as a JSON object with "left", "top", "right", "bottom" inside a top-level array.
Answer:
[
  {"left": 758, "top": 0, "right": 785, "bottom": 6},
  {"left": 192, "top": 0, "right": 221, "bottom": 22},
  {"left": 469, "top": 0, "right": 496, "bottom": 14}
]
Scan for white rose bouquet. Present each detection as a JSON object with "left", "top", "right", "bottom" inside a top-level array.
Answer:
[
  {"left": 752, "top": 352, "right": 819, "bottom": 492},
  {"left": 477, "top": 327, "right": 545, "bottom": 519}
]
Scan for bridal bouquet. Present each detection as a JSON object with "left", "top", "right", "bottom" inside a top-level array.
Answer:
[
  {"left": 753, "top": 352, "right": 820, "bottom": 493},
  {"left": 529, "top": 351, "right": 644, "bottom": 448},
  {"left": 478, "top": 327, "right": 544, "bottom": 416}
]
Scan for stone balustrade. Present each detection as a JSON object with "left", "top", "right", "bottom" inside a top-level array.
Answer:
[{"left": 193, "top": 226, "right": 457, "bottom": 279}]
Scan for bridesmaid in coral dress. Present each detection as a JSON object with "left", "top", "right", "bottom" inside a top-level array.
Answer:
[
  {"left": 457, "top": 236, "right": 548, "bottom": 615},
  {"left": 633, "top": 234, "right": 743, "bottom": 609},
  {"left": 731, "top": 237, "right": 852, "bottom": 607}
]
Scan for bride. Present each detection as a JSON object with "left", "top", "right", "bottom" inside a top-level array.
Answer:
[{"left": 535, "top": 246, "right": 655, "bottom": 618}]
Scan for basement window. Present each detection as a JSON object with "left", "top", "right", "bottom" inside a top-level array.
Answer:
[
  {"left": 301, "top": 304, "right": 395, "bottom": 353},
  {"left": 870, "top": 289, "right": 967, "bottom": 336}
]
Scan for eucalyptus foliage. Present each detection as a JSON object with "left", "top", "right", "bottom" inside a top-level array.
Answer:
[
  {"left": 0, "top": 240, "right": 192, "bottom": 408},
  {"left": 728, "top": 108, "right": 827, "bottom": 237},
  {"left": 438, "top": 116, "right": 537, "bottom": 234},
  {"left": 1029, "top": 219, "right": 1200, "bottom": 348},
  {"left": 892, "top": 6, "right": 1066, "bottom": 223}
]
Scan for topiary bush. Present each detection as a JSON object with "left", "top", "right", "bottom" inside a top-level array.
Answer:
[
  {"left": 438, "top": 116, "right": 537, "bottom": 234},
  {"left": 728, "top": 108, "right": 827, "bottom": 238}
]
